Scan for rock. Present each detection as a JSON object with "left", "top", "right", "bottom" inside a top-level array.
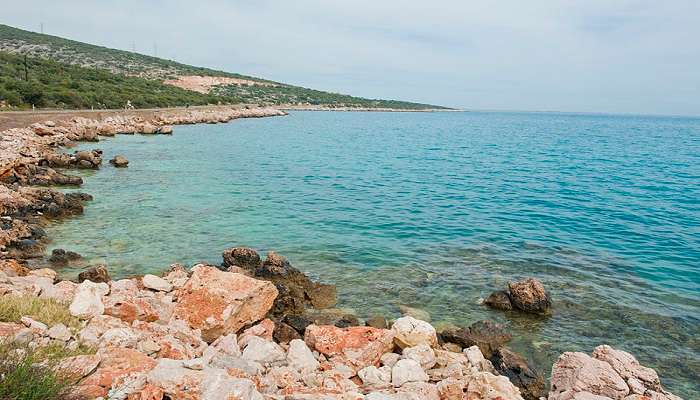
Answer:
[
  {"left": 463, "top": 345, "right": 496, "bottom": 373},
  {"left": 508, "top": 278, "right": 551, "bottom": 314},
  {"left": 391, "top": 316, "right": 438, "bottom": 349},
  {"left": 399, "top": 305, "right": 431, "bottom": 322},
  {"left": 366, "top": 315, "right": 389, "bottom": 329},
  {"left": 439, "top": 320, "right": 512, "bottom": 358},
  {"left": 397, "top": 381, "right": 440, "bottom": 400},
  {"left": 47, "top": 323, "right": 72, "bottom": 341},
  {"left": 287, "top": 338, "right": 320, "bottom": 372},
  {"left": 78, "top": 265, "right": 111, "bottom": 284},
  {"left": 109, "top": 154, "right": 129, "bottom": 167},
  {"left": 48, "top": 280, "right": 78, "bottom": 303},
  {"left": 99, "top": 327, "right": 138, "bottom": 348},
  {"left": 484, "top": 290, "right": 513, "bottom": 311},
  {"left": 305, "top": 324, "right": 395, "bottom": 372},
  {"left": 380, "top": 352, "right": 401, "bottom": 368},
  {"left": 549, "top": 351, "right": 629, "bottom": 400},
  {"left": 57, "top": 354, "right": 101, "bottom": 380},
  {"left": 48, "top": 248, "right": 82, "bottom": 266},
  {"left": 79, "top": 347, "right": 156, "bottom": 398},
  {"left": 20, "top": 316, "right": 48, "bottom": 333},
  {"left": 358, "top": 365, "right": 392, "bottom": 387},
  {"left": 0, "top": 259, "right": 29, "bottom": 276},
  {"left": 159, "top": 125, "right": 173, "bottom": 134},
  {"left": 490, "top": 347, "right": 545, "bottom": 400},
  {"left": 238, "top": 318, "right": 274, "bottom": 348},
  {"left": 241, "top": 335, "right": 286, "bottom": 364},
  {"left": 392, "top": 358, "right": 429, "bottom": 387},
  {"left": 142, "top": 274, "right": 173, "bottom": 292},
  {"left": 222, "top": 247, "right": 261, "bottom": 271},
  {"left": 70, "top": 280, "right": 109, "bottom": 319},
  {"left": 402, "top": 343, "right": 437, "bottom": 370},
  {"left": 467, "top": 371, "right": 525, "bottom": 400},
  {"left": 591, "top": 345, "right": 661, "bottom": 393},
  {"left": 273, "top": 321, "right": 302, "bottom": 344},
  {"left": 172, "top": 264, "right": 278, "bottom": 343}
]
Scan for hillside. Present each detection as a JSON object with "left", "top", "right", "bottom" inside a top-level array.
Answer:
[{"left": 0, "top": 24, "right": 446, "bottom": 110}]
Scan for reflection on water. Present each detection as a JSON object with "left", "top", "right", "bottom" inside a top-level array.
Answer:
[{"left": 46, "top": 111, "right": 700, "bottom": 397}]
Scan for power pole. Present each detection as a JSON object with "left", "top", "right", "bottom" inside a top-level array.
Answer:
[
  {"left": 40, "top": 22, "right": 44, "bottom": 34},
  {"left": 153, "top": 43, "right": 158, "bottom": 58}
]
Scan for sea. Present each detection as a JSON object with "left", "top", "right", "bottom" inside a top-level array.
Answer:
[{"left": 45, "top": 110, "right": 700, "bottom": 397}]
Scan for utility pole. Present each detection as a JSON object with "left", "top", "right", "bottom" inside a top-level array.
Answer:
[
  {"left": 40, "top": 22, "right": 44, "bottom": 34},
  {"left": 153, "top": 43, "right": 158, "bottom": 58}
]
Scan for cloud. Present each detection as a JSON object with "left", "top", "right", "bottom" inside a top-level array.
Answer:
[{"left": 1, "top": 0, "right": 699, "bottom": 115}]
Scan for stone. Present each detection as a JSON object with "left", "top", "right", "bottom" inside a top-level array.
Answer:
[
  {"left": 392, "top": 358, "right": 429, "bottom": 387},
  {"left": 0, "top": 259, "right": 29, "bottom": 276},
  {"left": 70, "top": 280, "right": 109, "bottom": 319},
  {"left": 439, "top": 320, "right": 512, "bottom": 358},
  {"left": 399, "top": 305, "right": 431, "bottom": 322},
  {"left": 49, "top": 280, "right": 78, "bottom": 303},
  {"left": 484, "top": 289, "right": 513, "bottom": 311},
  {"left": 380, "top": 352, "right": 401, "bottom": 368},
  {"left": 238, "top": 318, "right": 274, "bottom": 347},
  {"left": 241, "top": 335, "right": 286, "bottom": 364},
  {"left": 142, "top": 274, "right": 173, "bottom": 292},
  {"left": 47, "top": 323, "right": 72, "bottom": 341},
  {"left": 591, "top": 345, "right": 661, "bottom": 393},
  {"left": 80, "top": 347, "right": 156, "bottom": 398},
  {"left": 273, "top": 321, "right": 302, "bottom": 344},
  {"left": 358, "top": 365, "right": 392, "bottom": 387},
  {"left": 508, "top": 278, "right": 551, "bottom": 314},
  {"left": 549, "top": 351, "right": 629, "bottom": 400},
  {"left": 109, "top": 154, "right": 129, "bottom": 167},
  {"left": 391, "top": 316, "right": 438, "bottom": 349},
  {"left": 268, "top": 365, "right": 301, "bottom": 388},
  {"left": 57, "top": 354, "right": 101, "bottom": 380},
  {"left": 78, "top": 265, "right": 111, "bottom": 284},
  {"left": 172, "top": 265, "right": 278, "bottom": 342},
  {"left": 490, "top": 347, "right": 545, "bottom": 400},
  {"left": 159, "top": 125, "right": 173, "bottom": 134},
  {"left": 27, "top": 268, "right": 58, "bottom": 281},
  {"left": 222, "top": 247, "right": 261, "bottom": 271},
  {"left": 467, "top": 371, "right": 525, "bottom": 400},
  {"left": 464, "top": 345, "right": 495, "bottom": 373},
  {"left": 99, "top": 327, "right": 138, "bottom": 348},
  {"left": 20, "top": 316, "right": 48, "bottom": 332},
  {"left": 48, "top": 248, "right": 82, "bottom": 266},
  {"left": 305, "top": 324, "right": 396, "bottom": 372},
  {"left": 402, "top": 343, "right": 437, "bottom": 370},
  {"left": 365, "top": 315, "right": 388, "bottom": 329},
  {"left": 396, "top": 382, "right": 440, "bottom": 400},
  {"left": 287, "top": 338, "right": 320, "bottom": 372}
]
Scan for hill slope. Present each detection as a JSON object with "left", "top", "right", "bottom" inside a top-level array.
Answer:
[{"left": 0, "top": 24, "right": 446, "bottom": 110}]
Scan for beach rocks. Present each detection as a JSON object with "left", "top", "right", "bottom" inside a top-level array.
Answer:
[
  {"left": 69, "top": 280, "right": 109, "bottom": 319},
  {"left": 48, "top": 248, "right": 82, "bottom": 266},
  {"left": 142, "top": 274, "right": 172, "bottom": 292},
  {"left": 392, "top": 316, "right": 438, "bottom": 349},
  {"left": 392, "top": 358, "right": 429, "bottom": 387},
  {"left": 485, "top": 278, "right": 552, "bottom": 315},
  {"left": 440, "top": 320, "right": 512, "bottom": 358},
  {"left": 78, "top": 265, "right": 111, "bottom": 283},
  {"left": 172, "top": 264, "right": 278, "bottom": 342},
  {"left": 490, "top": 347, "right": 545, "bottom": 400},
  {"left": 305, "top": 324, "right": 395, "bottom": 371},
  {"left": 109, "top": 154, "right": 129, "bottom": 167}
]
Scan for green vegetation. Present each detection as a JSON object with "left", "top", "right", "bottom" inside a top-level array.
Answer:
[
  {"left": 0, "top": 23, "right": 448, "bottom": 110},
  {"left": 0, "top": 52, "right": 228, "bottom": 109},
  {"left": 0, "top": 340, "right": 80, "bottom": 400},
  {"left": 0, "top": 295, "right": 82, "bottom": 330}
]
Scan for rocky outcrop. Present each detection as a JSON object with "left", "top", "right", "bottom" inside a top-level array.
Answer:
[
  {"left": 485, "top": 278, "right": 552, "bottom": 315},
  {"left": 109, "top": 154, "right": 129, "bottom": 167},
  {"left": 491, "top": 347, "right": 546, "bottom": 400},
  {"left": 439, "top": 320, "right": 512, "bottom": 358},
  {"left": 549, "top": 346, "right": 681, "bottom": 400},
  {"left": 222, "top": 247, "right": 337, "bottom": 316},
  {"left": 77, "top": 265, "right": 111, "bottom": 283}
]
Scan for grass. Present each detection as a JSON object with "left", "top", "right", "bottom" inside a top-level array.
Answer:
[
  {"left": 0, "top": 340, "right": 82, "bottom": 400},
  {"left": 0, "top": 295, "right": 81, "bottom": 330}
]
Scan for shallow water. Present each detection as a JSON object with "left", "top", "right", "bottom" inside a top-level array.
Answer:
[{"left": 47, "top": 111, "right": 699, "bottom": 397}]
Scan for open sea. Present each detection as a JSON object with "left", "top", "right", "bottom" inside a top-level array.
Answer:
[{"left": 46, "top": 111, "right": 700, "bottom": 397}]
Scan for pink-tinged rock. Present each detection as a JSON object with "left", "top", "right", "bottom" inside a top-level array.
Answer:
[
  {"left": 104, "top": 295, "right": 159, "bottom": 323},
  {"left": 127, "top": 383, "right": 164, "bottom": 400},
  {"left": 0, "top": 321, "right": 23, "bottom": 337},
  {"left": 50, "top": 280, "right": 78, "bottom": 303},
  {"left": 549, "top": 351, "right": 629, "bottom": 400},
  {"left": 467, "top": 371, "right": 525, "bottom": 400},
  {"left": 78, "top": 315, "right": 129, "bottom": 347},
  {"left": 79, "top": 347, "right": 156, "bottom": 397},
  {"left": 130, "top": 319, "right": 207, "bottom": 360},
  {"left": 396, "top": 381, "right": 440, "bottom": 400},
  {"left": 238, "top": 318, "right": 275, "bottom": 347},
  {"left": 27, "top": 268, "right": 57, "bottom": 281},
  {"left": 0, "top": 259, "right": 29, "bottom": 277},
  {"left": 56, "top": 354, "right": 101, "bottom": 380},
  {"left": 591, "top": 345, "right": 661, "bottom": 392},
  {"left": 172, "top": 265, "right": 278, "bottom": 342},
  {"left": 305, "top": 324, "right": 395, "bottom": 372}
]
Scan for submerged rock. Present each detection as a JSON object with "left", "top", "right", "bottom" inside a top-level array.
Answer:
[
  {"left": 439, "top": 320, "right": 512, "bottom": 358},
  {"left": 483, "top": 289, "right": 513, "bottom": 311},
  {"left": 48, "top": 248, "right": 82, "bottom": 266},
  {"left": 78, "top": 265, "right": 111, "bottom": 283},
  {"left": 109, "top": 154, "right": 129, "bottom": 167}
]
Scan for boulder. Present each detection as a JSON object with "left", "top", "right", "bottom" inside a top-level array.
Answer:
[
  {"left": 48, "top": 248, "right": 82, "bottom": 266},
  {"left": 549, "top": 351, "right": 629, "bottom": 400},
  {"left": 241, "top": 335, "right": 286, "bottom": 363},
  {"left": 142, "top": 274, "right": 173, "bottom": 292},
  {"left": 47, "top": 323, "right": 72, "bottom": 341},
  {"left": 508, "top": 278, "right": 551, "bottom": 314},
  {"left": 439, "top": 320, "right": 512, "bottom": 358},
  {"left": 391, "top": 316, "right": 438, "bottom": 349},
  {"left": 490, "top": 347, "right": 545, "bottom": 400},
  {"left": 358, "top": 365, "right": 392, "bottom": 388},
  {"left": 484, "top": 290, "right": 513, "bottom": 311},
  {"left": 57, "top": 354, "right": 101, "bottom": 380},
  {"left": 79, "top": 347, "right": 156, "bottom": 398},
  {"left": 402, "top": 343, "right": 437, "bottom": 370},
  {"left": 273, "top": 321, "right": 302, "bottom": 344},
  {"left": 365, "top": 315, "right": 389, "bottom": 329},
  {"left": 222, "top": 247, "right": 261, "bottom": 271},
  {"left": 392, "top": 358, "right": 429, "bottom": 387},
  {"left": 287, "top": 338, "right": 320, "bottom": 372},
  {"left": 591, "top": 345, "right": 661, "bottom": 393},
  {"left": 78, "top": 265, "right": 111, "bottom": 284},
  {"left": 172, "top": 265, "right": 278, "bottom": 342},
  {"left": 305, "top": 324, "right": 395, "bottom": 372},
  {"left": 109, "top": 154, "right": 129, "bottom": 168},
  {"left": 70, "top": 280, "right": 109, "bottom": 319}
]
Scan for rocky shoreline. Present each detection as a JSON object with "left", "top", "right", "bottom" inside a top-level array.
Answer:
[{"left": 0, "top": 107, "right": 684, "bottom": 399}]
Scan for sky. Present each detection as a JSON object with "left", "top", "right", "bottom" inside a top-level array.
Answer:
[{"left": 2, "top": 0, "right": 699, "bottom": 115}]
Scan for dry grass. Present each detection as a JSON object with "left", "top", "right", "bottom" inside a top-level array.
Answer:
[{"left": 0, "top": 295, "right": 81, "bottom": 330}]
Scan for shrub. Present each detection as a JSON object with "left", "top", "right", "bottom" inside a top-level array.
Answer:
[{"left": 0, "top": 295, "right": 81, "bottom": 330}]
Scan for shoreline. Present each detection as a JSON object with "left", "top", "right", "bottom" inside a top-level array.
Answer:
[{"left": 0, "top": 108, "right": 686, "bottom": 399}]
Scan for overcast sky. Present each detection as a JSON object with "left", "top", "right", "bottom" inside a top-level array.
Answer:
[{"left": 2, "top": 1, "right": 699, "bottom": 115}]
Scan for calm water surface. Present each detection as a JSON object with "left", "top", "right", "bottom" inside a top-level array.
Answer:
[{"left": 46, "top": 111, "right": 700, "bottom": 397}]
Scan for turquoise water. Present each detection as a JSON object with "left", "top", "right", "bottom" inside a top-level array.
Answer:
[{"left": 47, "top": 111, "right": 699, "bottom": 396}]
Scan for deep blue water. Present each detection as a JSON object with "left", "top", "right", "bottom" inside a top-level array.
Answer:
[{"left": 47, "top": 111, "right": 700, "bottom": 396}]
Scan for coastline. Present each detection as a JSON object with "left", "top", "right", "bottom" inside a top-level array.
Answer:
[{"left": 0, "top": 108, "right": 685, "bottom": 399}]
